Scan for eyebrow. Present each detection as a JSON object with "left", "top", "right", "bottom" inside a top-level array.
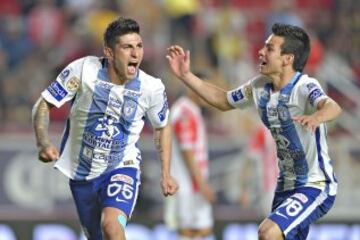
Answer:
[{"left": 120, "top": 41, "right": 143, "bottom": 47}]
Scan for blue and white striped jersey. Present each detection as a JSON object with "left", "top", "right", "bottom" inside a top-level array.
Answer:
[
  {"left": 227, "top": 73, "right": 337, "bottom": 195},
  {"left": 42, "top": 56, "right": 169, "bottom": 180}
]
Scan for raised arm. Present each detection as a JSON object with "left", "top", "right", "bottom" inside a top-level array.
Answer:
[
  {"left": 154, "top": 123, "right": 178, "bottom": 196},
  {"left": 166, "top": 45, "right": 234, "bottom": 111},
  {"left": 32, "top": 97, "right": 59, "bottom": 162}
]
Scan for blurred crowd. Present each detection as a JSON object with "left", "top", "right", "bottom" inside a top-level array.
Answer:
[{"left": 0, "top": 0, "right": 358, "bottom": 134}]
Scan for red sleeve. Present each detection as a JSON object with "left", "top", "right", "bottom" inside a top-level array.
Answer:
[
  {"left": 248, "top": 127, "right": 265, "bottom": 151},
  {"left": 173, "top": 109, "right": 197, "bottom": 149}
]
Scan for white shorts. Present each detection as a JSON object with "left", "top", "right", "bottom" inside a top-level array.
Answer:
[{"left": 164, "top": 192, "right": 213, "bottom": 230}]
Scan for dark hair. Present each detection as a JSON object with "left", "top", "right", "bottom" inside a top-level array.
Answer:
[
  {"left": 104, "top": 17, "right": 140, "bottom": 48},
  {"left": 271, "top": 23, "right": 310, "bottom": 72}
]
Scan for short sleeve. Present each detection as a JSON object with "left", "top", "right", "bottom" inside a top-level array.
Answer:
[
  {"left": 41, "top": 58, "right": 84, "bottom": 108},
  {"left": 173, "top": 111, "right": 197, "bottom": 150},
  {"left": 227, "top": 81, "right": 254, "bottom": 109},
  {"left": 146, "top": 80, "right": 169, "bottom": 128},
  {"left": 299, "top": 78, "right": 328, "bottom": 108}
]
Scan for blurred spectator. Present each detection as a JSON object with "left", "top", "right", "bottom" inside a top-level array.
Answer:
[
  {"left": 0, "top": 49, "right": 8, "bottom": 122},
  {"left": 2, "top": 71, "right": 28, "bottom": 125},
  {"left": 304, "top": 34, "right": 325, "bottom": 75},
  {"left": 54, "top": 21, "right": 89, "bottom": 67},
  {"left": 1, "top": 50, "right": 53, "bottom": 126},
  {"left": 265, "top": 0, "right": 304, "bottom": 36},
  {"left": 82, "top": 1, "right": 118, "bottom": 48},
  {"left": 315, "top": 51, "right": 357, "bottom": 109},
  {"left": 64, "top": 0, "right": 97, "bottom": 17},
  {"left": 353, "top": 58, "right": 360, "bottom": 87},
  {"left": 0, "top": 15, "right": 32, "bottom": 69},
  {"left": 211, "top": 0, "right": 248, "bottom": 84},
  {"left": 119, "top": 0, "right": 169, "bottom": 76},
  {"left": 27, "top": 0, "right": 65, "bottom": 49},
  {"left": 0, "top": 0, "right": 21, "bottom": 16},
  {"left": 296, "top": 0, "right": 334, "bottom": 10},
  {"left": 163, "top": 0, "right": 200, "bottom": 52}
]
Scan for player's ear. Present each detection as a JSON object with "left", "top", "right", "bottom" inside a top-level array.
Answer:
[
  {"left": 283, "top": 53, "right": 294, "bottom": 66},
  {"left": 103, "top": 46, "right": 113, "bottom": 61}
]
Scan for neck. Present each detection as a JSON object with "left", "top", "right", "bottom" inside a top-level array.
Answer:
[
  {"left": 108, "top": 66, "right": 127, "bottom": 85},
  {"left": 270, "top": 69, "right": 297, "bottom": 92}
]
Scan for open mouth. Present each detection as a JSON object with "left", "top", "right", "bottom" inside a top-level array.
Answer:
[
  {"left": 127, "top": 62, "right": 138, "bottom": 74},
  {"left": 260, "top": 60, "right": 267, "bottom": 67}
]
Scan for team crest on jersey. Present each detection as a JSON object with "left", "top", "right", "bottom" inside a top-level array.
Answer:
[
  {"left": 65, "top": 77, "right": 80, "bottom": 91},
  {"left": 122, "top": 99, "right": 137, "bottom": 120}
]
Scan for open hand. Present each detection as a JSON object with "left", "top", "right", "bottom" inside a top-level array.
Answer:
[
  {"left": 292, "top": 114, "right": 321, "bottom": 133},
  {"left": 166, "top": 45, "right": 191, "bottom": 80}
]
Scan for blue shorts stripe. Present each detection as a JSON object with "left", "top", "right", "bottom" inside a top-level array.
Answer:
[{"left": 269, "top": 187, "right": 335, "bottom": 239}]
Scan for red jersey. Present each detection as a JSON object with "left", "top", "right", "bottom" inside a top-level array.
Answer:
[{"left": 170, "top": 97, "right": 209, "bottom": 192}]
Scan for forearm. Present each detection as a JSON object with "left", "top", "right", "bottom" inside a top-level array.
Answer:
[
  {"left": 154, "top": 124, "right": 172, "bottom": 178},
  {"left": 182, "top": 150, "right": 205, "bottom": 187},
  {"left": 181, "top": 72, "right": 233, "bottom": 111},
  {"left": 32, "top": 97, "right": 52, "bottom": 149},
  {"left": 315, "top": 98, "right": 342, "bottom": 123}
]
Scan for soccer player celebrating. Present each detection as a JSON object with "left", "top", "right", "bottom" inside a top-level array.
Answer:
[
  {"left": 32, "top": 17, "right": 178, "bottom": 240},
  {"left": 167, "top": 23, "right": 342, "bottom": 240}
]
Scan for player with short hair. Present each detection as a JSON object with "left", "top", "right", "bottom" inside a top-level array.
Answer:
[
  {"left": 164, "top": 72, "right": 216, "bottom": 240},
  {"left": 166, "top": 23, "right": 342, "bottom": 240},
  {"left": 32, "top": 17, "right": 178, "bottom": 240}
]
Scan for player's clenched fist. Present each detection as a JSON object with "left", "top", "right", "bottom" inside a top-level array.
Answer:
[
  {"left": 161, "top": 175, "right": 179, "bottom": 197},
  {"left": 38, "top": 145, "right": 59, "bottom": 162}
]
